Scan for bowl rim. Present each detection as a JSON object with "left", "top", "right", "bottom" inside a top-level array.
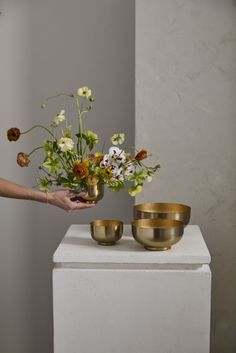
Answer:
[
  {"left": 90, "top": 219, "right": 123, "bottom": 227},
  {"left": 134, "top": 202, "right": 191, "bottom": 213}
]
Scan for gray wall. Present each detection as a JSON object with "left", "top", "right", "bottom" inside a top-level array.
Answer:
[
  {"left": 136, "top": 1, "right": 236, "bottom": 353},
  {"left": 0, "top": 1, "right": 134, "bottom": 353}
]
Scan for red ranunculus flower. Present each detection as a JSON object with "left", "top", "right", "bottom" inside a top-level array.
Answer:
[
  {"left": 135, "top": 149, "right": 148, "bottom": 161},
  {"left": 7, "top": 127, "right": 21, "bottom": 142},
  {"left": 17, "top": 152, "right": 30, "bottom": 167}
]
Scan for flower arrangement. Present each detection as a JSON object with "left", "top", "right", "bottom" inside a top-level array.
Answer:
[{"left": 7, "top": 87, "right": 160, "bottom": 197}]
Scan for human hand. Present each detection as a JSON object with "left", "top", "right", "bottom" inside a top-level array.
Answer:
[{"left": 47, "top": 190, "right": 95, "bottom": 211}]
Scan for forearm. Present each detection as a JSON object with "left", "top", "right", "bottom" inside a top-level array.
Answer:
[{"left": 0, "top": 178, "right": 47, "bottom": 203}]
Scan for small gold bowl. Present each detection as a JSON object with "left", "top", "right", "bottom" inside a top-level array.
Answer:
[
  {"left": 134, "top": 203, "right": 191, "bottom": 225},
  {"left": 90, "top": 220, "right": 123, "bottom": 246},
  {"left": 132, "top": 219, "right": 184, "bottom": 251}
]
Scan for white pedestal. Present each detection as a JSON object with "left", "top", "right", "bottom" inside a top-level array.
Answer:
[{"left": 53, "top": 225, "right": 211, "bottom": 353}]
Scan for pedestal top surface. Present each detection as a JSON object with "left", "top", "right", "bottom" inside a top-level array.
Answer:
[{"left": 53, "top": 225, "right": 210, "bottom": 265}]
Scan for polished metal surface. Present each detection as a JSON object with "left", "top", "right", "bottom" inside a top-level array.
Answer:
[
  {"left": 134, "top": 202, "right": 191, "bottom": 225},
  {"left": 82, "top": 183, "right": 104, "bottom": 203},
  {"left": 131, "top": 219, "right": 184, "bottom": 251},
  {"left": 90, "top": 219, "right": 123, "bottom": 245}
]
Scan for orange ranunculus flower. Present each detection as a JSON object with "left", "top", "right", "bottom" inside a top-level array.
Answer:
[
  {"left": 135, "top": 149, "right": 148, "bottom": 161},
  {"left": 7, "top": 127, "right": 21, "bottom": 142},
  {"left": 17, "top": 152, "right": 30, "bottom": 167},
  {"left": 72, "top": 161, "right": 89, "bottom": 179}
]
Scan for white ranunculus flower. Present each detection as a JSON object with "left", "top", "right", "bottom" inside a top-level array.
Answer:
[
  {"left": 53, "top": 110, "right": 65, "bottom": 125},
  {"left": 57, "top": 137, "right": 74, "bottom": 152},
  {"left": 111, "top": 133, "right": 125, "bottom": 145},
  {"left": 77, "top": 86, "right": 92, "bottom": 98}
]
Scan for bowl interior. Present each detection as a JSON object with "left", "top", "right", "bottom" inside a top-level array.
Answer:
[
  {"left": 90, "top": 219, "right": 123, "bottom": 227},
  {"left": 132, "top": 218, "right": 183, "bottom": 229}
]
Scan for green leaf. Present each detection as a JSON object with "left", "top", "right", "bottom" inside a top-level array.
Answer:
[{"left": 42, "top": 157, "right": 61, "bottom": 174}]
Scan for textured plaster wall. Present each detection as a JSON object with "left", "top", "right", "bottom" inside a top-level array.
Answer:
[
  {"left": 0, "top": 1, "right": 134, "bottom": 353},
  {"left": 136, "top": 1, "right": 236, "bottom": 353}
]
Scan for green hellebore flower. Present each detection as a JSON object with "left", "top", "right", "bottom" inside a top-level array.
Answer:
[
  {"left": 111, "top": 133, "right": 125, "bottom": 145},
  {"left": 128, "top": 184, "right": 143, "bottom": 197}
]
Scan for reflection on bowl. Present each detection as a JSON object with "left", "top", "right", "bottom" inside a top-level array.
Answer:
[
  {"left": 132, "top": 218, "right": 184, "bottom": 251},
  {"left": 90, "top": 219, "right": 123, "bottom": 246},
  {"left": 134, "top": 203, "right": 191, "bottom": 225}
]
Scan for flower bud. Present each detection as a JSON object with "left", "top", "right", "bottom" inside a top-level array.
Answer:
[
  {"left": 17, "top": 152, "right": 30, "bottom": 167},
  {"left": 7, "top": 127, "right": 21, "bottom": 142},
  {"left": 135, "top": 149, "right": 148, "bottom": 161}
]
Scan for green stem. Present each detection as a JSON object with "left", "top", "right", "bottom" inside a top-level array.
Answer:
[
  {"left": 42, "top": 92, "right": 74, "bottom": 106},
  {"left": 21, "top": 125, "right": 55, "bottom": 139},
  {"left": 75, "top": 97, "right": 84, "bottom": 159},
  {"left": 79, "top": 114, "right": 83, "bottom": 159},
  {"left": 56, "top": 153, "right": 70, "bottom": 173},
  {"left": 28, "top": 146, "right": 43, "bottom": 157}
]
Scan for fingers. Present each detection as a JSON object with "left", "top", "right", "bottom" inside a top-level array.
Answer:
[
  {"left": 68, "top": 190, "right": 86, "bottom": 197},
  {"left": 68, "top": 199, "right": 95, "bottom": 210},
  {"left": 71, "top": 202, "right": 95, "bottom": 211}
]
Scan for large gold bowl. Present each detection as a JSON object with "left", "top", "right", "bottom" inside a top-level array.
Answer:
[
  {"left": 132, "top": 219, "right": 184, "bottom": 251},
  {"left": 134, "top": 203, "right": 191, "bottom": 225},
  {"left": 90, "top": 219, "right": 123, "bottom": 246}
]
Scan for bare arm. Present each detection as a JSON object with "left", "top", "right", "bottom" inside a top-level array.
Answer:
[{"left": 0, "top": 178, "right": 94, "bottom": 211}]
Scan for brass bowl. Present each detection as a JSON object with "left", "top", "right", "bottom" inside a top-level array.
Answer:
[
  {"left": 90, "top": 220, "right": 123, "bottom": 246},
  {"left": 134, "top": 203, "right": 191, "bottom": 225},
  {"left": 82, "top": 184, "right": 104, "bottom": 204},
  {"left": 132, "top": 219, "right": 184, "bottom": 251}
]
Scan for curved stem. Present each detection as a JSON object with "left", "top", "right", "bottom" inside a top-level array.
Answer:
[
  {"left": 28, "top": 146, "right": 43, "bottom": 157},
  {"left": 42, "top": 92, "right": 74, "bottom": 106},
  {"left": 21, "top": 125, "right": 55, "bottom": 139}
]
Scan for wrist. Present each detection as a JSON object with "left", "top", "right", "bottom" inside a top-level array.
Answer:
[{"left": 46, "top": 191, "right": 53, "bottom": 205}]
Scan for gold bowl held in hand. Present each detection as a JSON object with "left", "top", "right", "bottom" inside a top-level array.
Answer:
[
  {"left": 134, "top": 202, "right": 191, "bottom": 225},
  {"left": 90, "top": 219, "right": 123, "bottom": 246},
  {"left": 82, "top": 183, "right": 104, "bottom": 204},
  {"left": 131, "top": 218, "right": 184, "bottom": 251}
]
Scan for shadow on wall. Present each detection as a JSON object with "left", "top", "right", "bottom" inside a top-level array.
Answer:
[{"left": 0, "top": 1, "right": 135, "bottom": 353}]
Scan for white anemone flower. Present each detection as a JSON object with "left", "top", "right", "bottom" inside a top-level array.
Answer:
[
  {"left": 125, "top": 163, "right": 135, "bottom": 176},
  {"left": 110, "top": 163, "right": 119, "bottom": 175},
  {"left": 57, "top": 137, "right": 74, "bottom": 152},
  {"left": 100, "top": 154, "right": 110, "bottom": 168},
  {"left": 77, "top": 86, "right": 92, "bottom": 98},
  {"left": 111, "top": 133, "right": 125, "bottom": 145},
  {"left": 115, "top": 151, "right": 126, "bottom": 164},
  {"left": 115, "top": 168, "right": 124, "bottom": 181},
  {"left": 108, "top": 147, "right": 126, "bottom": 163},
  {"left": 53, "top": 110, "right": 65, "bottom": 126},
  {"left": 108, "top": 146, "right": 122, "bottom": 157}
]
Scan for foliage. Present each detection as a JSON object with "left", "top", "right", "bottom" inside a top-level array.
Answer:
[{"left": 7, "top": 87, "right": 160, "bottom": 196}]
